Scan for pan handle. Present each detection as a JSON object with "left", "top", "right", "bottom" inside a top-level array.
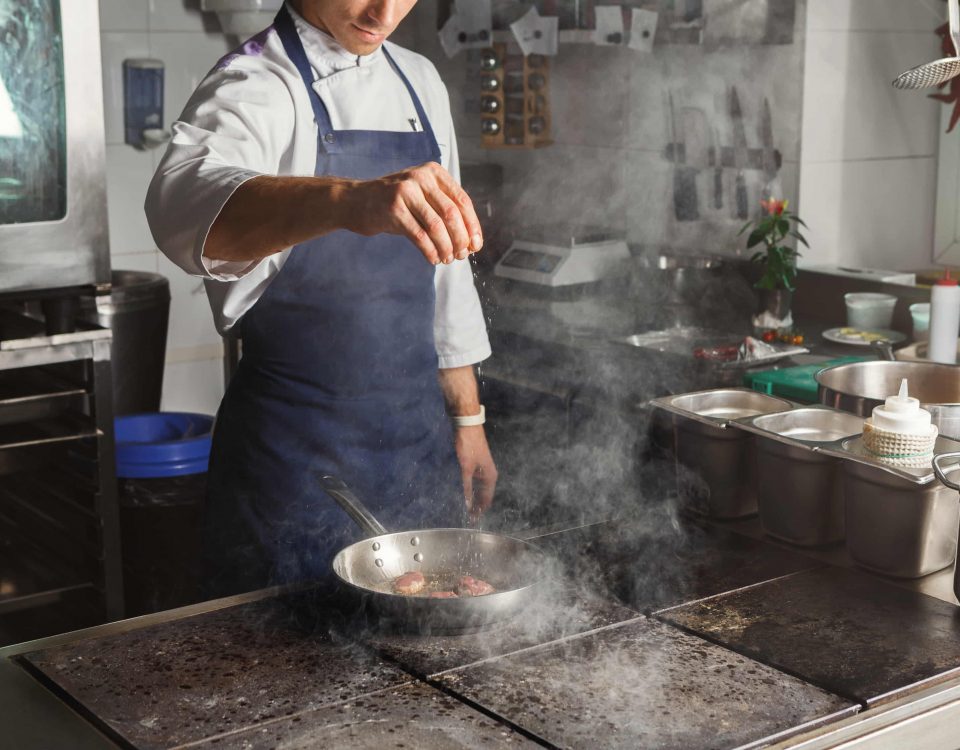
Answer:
[
  {"left": 318, "top": 475, "right": 389, "bottom": 536},
  {"left": 933, "top": 452, "right": 960, "bottom": 492}
]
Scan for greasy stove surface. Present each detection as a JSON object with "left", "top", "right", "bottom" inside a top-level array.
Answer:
[
  {"left": 185, "top": 683, "right": 537, "bottom": 749},
  {"left": 535, "top": 514, "right": 823, "bottom": 613},
  {"left": 436, "top": 617, "right": 855, "bottom": 750},
  {"left": 21, "top": 599, "right": 415, "bottom": 749},
  {"left": 361, "top": 582, "right": 640, "bottom": 677},
  {"left": 16, "top": 514, "right": 960, "bottom": 749},
  {"left": 661, "top": 567, "right": 960, "bottom": 705}
]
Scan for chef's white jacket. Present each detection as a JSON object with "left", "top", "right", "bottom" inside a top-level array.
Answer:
[{"left": 145, "top": 5, "right": 491, "bottom": 370}]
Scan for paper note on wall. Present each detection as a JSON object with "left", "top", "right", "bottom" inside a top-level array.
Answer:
[
  {"left": 628, "top": 9, "right": 658, "bottom": 53},
  {"left": 510, "top": 7, "right": 559, "bottom": 56},
  {"left": 593, "top": 5, "right": 624, "bottom": 46},
  {"left": 439, "top": 0, "right": 492, "bottom": 58}
]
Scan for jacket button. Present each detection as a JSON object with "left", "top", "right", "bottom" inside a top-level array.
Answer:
[{"left": 324, "top": 133, "right": 335, "bottom": 143}]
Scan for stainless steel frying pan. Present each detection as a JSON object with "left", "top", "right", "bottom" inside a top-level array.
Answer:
[{"left": 320, "top": 476, "right": 548, "bottom": 633}]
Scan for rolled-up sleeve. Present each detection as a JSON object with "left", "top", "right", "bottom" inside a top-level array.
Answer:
[
  {"left": 433, "top": 101, "right": 492, "bottom": 369},
  {"left": 145, "top": 56, "right": 297, "bottom": 280}
]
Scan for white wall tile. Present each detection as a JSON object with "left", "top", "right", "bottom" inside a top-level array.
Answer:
[
  {"left": 105, "top": 145, "right": 158, "bottom": 255},
  {"left": 161, "top": 357, "right": 224, "bottom": 415},
  {"left": 111, "top": 250, "right": 159, "bottom": 274},
  {"left": 156, "top": 253, "right": 224, "bottom": 352},
  {"left": 148, "top": 0, "right": 213, "bottom": 33},
  {"left": 100, "top": 32, "right": 151, "bottom": 145},
  {"left": 807, "top": 0, "right": 943, "bottom": 32},
  {"left": 148, "top": 31, "right": 231, "bottom": 125},
  {"left": 801, "top": 30, "right": 940, "bottom": 162},
  {"left": 798, "top": 157, "right": 937, "bottom": 270},
  {"left": 99, "top": 0, "right": 149, "bottom": 32}
]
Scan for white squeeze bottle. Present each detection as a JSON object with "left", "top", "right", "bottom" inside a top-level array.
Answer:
[
  {"left": 928, "top": 270, "right": 960, "bottom": 364},
  {"left": 869, "top": 379, "right": 933, "bottom": 436}
]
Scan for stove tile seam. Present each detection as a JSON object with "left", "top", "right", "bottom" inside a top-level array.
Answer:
[
  {"left": 649, "top": 565, "right": 826, "bottom": 616},
  {"left": 865, "top": 664, "right": 960, "bottom": 708},
  {"left": 12, "top": 655, "right": 141, "bottom": 750},
  {"left": 651, "top": 614, "right": 868, "bottom": 710},
  {"left": 417, "top": 672, "right": 560, "bottom": 750},
  {"left": 165, "top": 678, "right": 422, "bottom": 750},
  {"left": 730, "top": 702, "right": 862, "bottom": 750},
  {"left": 351, "top": 648, "right": 560, "bottom": 748},
  {"left": 423, "top": 614, "right": 650, "bottom": 678},
  {"left": 516, "top": 516, "right": 623, "bottom": 541}
]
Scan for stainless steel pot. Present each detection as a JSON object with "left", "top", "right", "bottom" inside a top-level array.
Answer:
[
  {"left": 816, "top": 360, "right": 960, "bottom": 439},
  {"left": 319, "top": 476, "right": 547, "bottom": 634}
]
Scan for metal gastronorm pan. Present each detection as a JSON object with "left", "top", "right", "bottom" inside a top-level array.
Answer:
[{"left": 651, "top": 388, "right": 793, "bottom": 518}]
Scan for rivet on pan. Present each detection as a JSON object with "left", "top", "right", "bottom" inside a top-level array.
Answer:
[
  {"left": 413, "top": 553, "right": 423, "bottom": 563},
  {"left": 372, "top": 542, "right": 381, "bottom": 551},
  {"left": 374, "top": 558, "right": 384, "bottom": 567},
  {"left": 410, "top": 536, "right": 420, "bottom": 546}
]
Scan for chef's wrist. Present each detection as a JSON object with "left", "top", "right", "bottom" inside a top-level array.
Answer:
[{"left": 451, "top": 405, "right": 485, "bottom": 427}]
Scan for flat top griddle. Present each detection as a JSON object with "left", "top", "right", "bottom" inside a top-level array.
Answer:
[{"left": 11, "top": 517, "right": 960, "bottom": 750}]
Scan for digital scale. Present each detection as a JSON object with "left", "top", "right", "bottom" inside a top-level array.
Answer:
[{"left": 493, "top": 228, "right": 631, "bottom": 287}]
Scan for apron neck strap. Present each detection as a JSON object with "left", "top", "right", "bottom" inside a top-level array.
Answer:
[
  {"left": 274, "top": 3, "right": 334, "bottom": 135},
  {"left": 273, "top": 4, "right": 439, "bottom": 152},
  {"left": 380, "top": 46, "right": 438, "bottom": 145}
]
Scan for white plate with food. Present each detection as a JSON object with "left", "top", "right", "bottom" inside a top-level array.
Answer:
[{"left": 822, "top": 327, "right": 906, "bottom": 346}]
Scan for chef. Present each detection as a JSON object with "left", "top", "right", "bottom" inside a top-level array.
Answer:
[{"left": 145, "top": 0, "right": 496, "bottom": 596}]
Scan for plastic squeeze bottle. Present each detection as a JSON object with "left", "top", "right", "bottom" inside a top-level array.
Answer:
[
  {"left": 863, "top": 379, "right": 938, "bottom": 466},
  {"left": 928, "top": 270, "right": 960, "bottom": 364},
  {"left": 869, "top": 379, "right": 934, "bottom": 436}
]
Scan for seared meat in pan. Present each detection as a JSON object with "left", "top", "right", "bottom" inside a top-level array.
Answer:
[
  {"left": 457, "top": 575, "right": 495, "bottom": 596},
  {"left": 393, "top": 571, "right": 426, "bottom": 595}
]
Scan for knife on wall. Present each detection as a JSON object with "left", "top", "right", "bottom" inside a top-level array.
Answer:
[
  {"left": 730, "top": 86, "right": 749, "bottom": 220},
  {"left": 669, "top": 91, "right": 699, "bottom": 222},
  {"left": 759, "top": 96, "right": 782, "bottom": 200},
  {"left": 712, "top": 126, "right": 723, "bottom": 210}
]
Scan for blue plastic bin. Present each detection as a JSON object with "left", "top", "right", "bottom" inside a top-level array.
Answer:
[{"left": 114, "top": 412, "right": 214, "bottom": 478}]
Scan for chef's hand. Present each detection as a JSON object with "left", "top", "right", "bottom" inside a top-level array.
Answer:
[
  {"left": 346, "top": 162, "right": 484, "bottom": 265},
  {"left": 455, "top": 425, "right": 497, "bottom": 524}
]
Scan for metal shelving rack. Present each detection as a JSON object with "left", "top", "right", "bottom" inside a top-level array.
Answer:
[{"left": 0, "top": 309, "right": 123, "bottom": 645}]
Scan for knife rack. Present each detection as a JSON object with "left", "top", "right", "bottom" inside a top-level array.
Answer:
[{"left": 479, "top": 43, "right": 553, "bottom": 150}]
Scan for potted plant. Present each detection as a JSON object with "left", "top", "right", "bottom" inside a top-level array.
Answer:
[{"left": 739, "top": 197, "right": 808, "bottom": 324}]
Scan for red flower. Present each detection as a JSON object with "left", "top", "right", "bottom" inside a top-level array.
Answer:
[{"left": 760, "top": 198, "right": 788, "bottom": 216}]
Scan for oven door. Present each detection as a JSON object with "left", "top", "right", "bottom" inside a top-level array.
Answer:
[{"left": 0, "top": 0, "right": 109, "bottom": 294}]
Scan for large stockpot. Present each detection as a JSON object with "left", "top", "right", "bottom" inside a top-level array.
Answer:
[
  {"left": 816, "top": 360, "right": 960, "bottom": 439},
  {"left": 319, "top": 476, "right": 547, "bottom": 634}
]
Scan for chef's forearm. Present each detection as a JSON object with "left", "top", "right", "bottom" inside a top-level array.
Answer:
[
  {"left": 204, "top": 174, "right": 357, "bottom": 262},
  {"left": 438, "top": 366, "right": 482, "bottom": 417}
]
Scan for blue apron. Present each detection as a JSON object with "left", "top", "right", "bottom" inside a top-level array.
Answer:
[{"left": 203, "top": 6, "right": 462, "bottom": 596}]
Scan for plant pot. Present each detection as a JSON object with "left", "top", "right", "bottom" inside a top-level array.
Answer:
[{"left": 757, "top": 287, "right": 793, "bottom": 320}]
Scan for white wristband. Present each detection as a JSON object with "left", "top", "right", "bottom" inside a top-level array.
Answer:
[{"left": 452, "top": 404, "right": 485, "bottom": 427}]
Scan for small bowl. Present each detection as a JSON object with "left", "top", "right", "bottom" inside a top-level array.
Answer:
[{"left": 845, "top": 292, "right": 897, "bottom": 330}]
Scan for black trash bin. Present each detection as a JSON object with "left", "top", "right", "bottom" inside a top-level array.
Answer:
[
  {"left": 83, "top": 270, "right": 171, "bottom": 416},
  {"left": 115, "top": 412, "right": 212, "bottom": 617}
]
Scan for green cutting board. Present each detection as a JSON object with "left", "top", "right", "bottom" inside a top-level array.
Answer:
[{"left": 743, "top": 356, "right": 869, "bottom": 403}]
